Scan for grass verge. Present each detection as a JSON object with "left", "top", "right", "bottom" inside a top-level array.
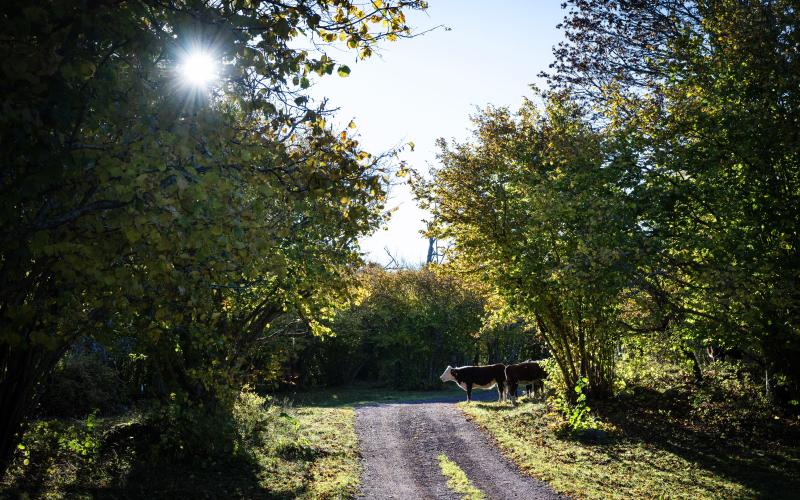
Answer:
[
  {"left": 437, "top": 454, "right": 485, "bottom": 500},
  {"left": 254, "top": 403, "right": 360, "bottom": 499},
  {"left": 0, "top": 401, "right": 360, "bottom": 499},
  {"left": 1, "top": 385, "right": 460, "bottom": 498},
  {"left": 289, "top": 384, "right": 464, "bottom": 407},
  {"left": 460, "top": 393, "right": 800, "bottom": 499}
]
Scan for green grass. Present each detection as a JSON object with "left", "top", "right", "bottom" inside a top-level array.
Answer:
[
  {"left": 437, "top": 454, "right": 485, "bottom": 500},
  {"left": 289, "top": 384, "right": 464, "bottom": 407},
  {"left": 1, "top": 385, "right": 461, "bottom": 498},
  {"left": 460, "top": 393, "right": 800, "bottom": 499},
  {"left": 0, "top": 402, "right": 361, "bottom": 499},
  {"left": 251, "top": 404, "right": 360, "bottom": 499}
]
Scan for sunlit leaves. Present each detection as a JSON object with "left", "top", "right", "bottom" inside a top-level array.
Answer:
[
  {"left": 427, "top": 94, "right": 642, "bottom": 396},
  {"left": 0, "top": 0, "right": 425, "bottom": 467}
]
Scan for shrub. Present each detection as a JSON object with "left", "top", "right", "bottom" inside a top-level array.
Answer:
[
  {"left": 688, "top": 361, "right": 775, "bottom": 437},
  {"left": 3, "top": 413, "right": 107, "bottom": 492},
  {"left": 232, "top": 388, "right": 308, "bottom": 461},
  {"left": 37, "top": 352, "right": 127, "bottom": 418},
  {"left": 146, "top": 391, "right": 238, "bottom": 464},
  {"left": 554, "top": 377, "right": 600, "bottom": 437}
]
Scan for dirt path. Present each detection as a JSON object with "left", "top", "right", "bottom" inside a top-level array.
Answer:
[{"left": 355, "top": 392, "right": 560, "bottom": 499}]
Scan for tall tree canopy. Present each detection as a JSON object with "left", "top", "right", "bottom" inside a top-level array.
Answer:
[
  {"left": 550, "top": 0, "right": 800, "bottom": 391},
  {"left": 0, "top": 0, "right": 427, "bottom": 474},
  {"left": 427, "top": 96, "right": 644, "bottom": 396},
  {"left": 427, "top": 0, "right": 800, "bottom": 399}
]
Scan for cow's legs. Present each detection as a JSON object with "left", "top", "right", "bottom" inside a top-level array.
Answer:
[
  {"left": 525, "top": 384, "right": 533, "bottom": 398},
  {"left": 509, "top": 382, "right": 518, "bottom": 404},
  {"left": 466, "top": 382, "right": 473, "bottom": 402},
  {"left": 496, "top": 380, "right": 505, "bottom": 402}
]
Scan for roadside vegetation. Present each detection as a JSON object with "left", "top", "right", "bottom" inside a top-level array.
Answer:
[
  {"left": 462, "top": 356, "right": 800, "bottom": 499},
  {"left": 0, "top": 383, "right": 467, "bottom": 498},
  {"left": 0, "top": 0, "right": 434, "bottom": 493},
  {"left": 2, "top": 0, "right": 800, "bottom": 497},
  {"left": 416, "top": 1, "right": 800, "bottom": 496},
  {"left": 1, "top": 386, "right": 362, "bottom": 498}
]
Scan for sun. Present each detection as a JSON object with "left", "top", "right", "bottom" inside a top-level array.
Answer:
[{"left": 179, "top": 51, "right": 218, "bottom": 87}]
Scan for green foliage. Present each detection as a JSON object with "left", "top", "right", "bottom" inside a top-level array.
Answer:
[
  {"left": 2, "top": 414, "right": 110, "bottom": 493},
  {"left": 557, "top": 377, "right": 595, "bottom": 434},
  {"left": 233, "top": 388, "right": 308, "bottom": 462},
  {"left": 424, "top": 0, "right": 800, "bottom": 407},
  {"left": 2, "top": 388, "right": 363, "bottom": 498},
  {"left": 425, "top": 96, "right": 637, "bottom": 397},
  {"left": 0, "top": 0, "right": 428, "bottom": 473},
  {"left": 295, "top": 266, "right": 541, "bottom": 390},
  {"left": 150, "top": 392, "right": 238, "bottom": 463},
  {"left": 549, "top": 0, "right": 800, "bottom": 396},
  {"left": 300, "top": 266, "right": 485, "bottom": 388}
]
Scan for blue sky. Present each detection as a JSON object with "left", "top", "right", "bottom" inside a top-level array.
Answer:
[{"left": 311, "top": 1, "right": 566, "bottom": 266}]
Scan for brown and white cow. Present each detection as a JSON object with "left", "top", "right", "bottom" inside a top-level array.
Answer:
[
  {"left": 505, "top": 360, "right": 548, "bottom": 403},
  {"left": 440, "top": 364, "right": 506, "bottom": 402}
]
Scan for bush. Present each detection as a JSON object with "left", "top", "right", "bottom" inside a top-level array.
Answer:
[
  {"left": 1, "top": 413, "right": 114, "bottom": 493},
  {"left": 232, "top": 388, "right": 309, "bottom": 461},
  {"left": 37, "top": 352, "right": 127, "bottom": 418},
  {"left": 688, "top": 361, "right": 775, "bottom": 437},
  {"left": 540, "top": 357, "right": 564, "bottom": 395},
  {"left": 145, "top": 391, "right": 238, "bottom": 464}
]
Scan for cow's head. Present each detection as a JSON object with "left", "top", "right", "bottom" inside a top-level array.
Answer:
[{"left": 440, "top": 366, "right": 457, "bottom": 383}]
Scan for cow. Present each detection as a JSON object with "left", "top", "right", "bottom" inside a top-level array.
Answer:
[
  {"left": 439, "top": 364, "right": 507, "bottom": 402},
  {"left": 505, "top": 360, "right": 548, "bottom": 403}
]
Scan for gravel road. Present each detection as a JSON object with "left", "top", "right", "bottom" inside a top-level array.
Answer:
[{"left": 355, "top": 391, "right": 560, "bottom": 499}]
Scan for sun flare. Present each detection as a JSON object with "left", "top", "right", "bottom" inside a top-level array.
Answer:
[{"left": 179, "top": 51, "right": 218, "bottom": 87}]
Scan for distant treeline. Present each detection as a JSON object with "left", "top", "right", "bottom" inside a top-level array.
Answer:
[{"left": 293, "top": 265, "right": 547, "bottom": 390}]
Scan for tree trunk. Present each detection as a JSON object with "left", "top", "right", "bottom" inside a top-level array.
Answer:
[
  {"left": 0, "top": 342, "right": 66, "bottom": 477},
  {"left": 684, "top": 347, "right": 703, "bottom": 384}
]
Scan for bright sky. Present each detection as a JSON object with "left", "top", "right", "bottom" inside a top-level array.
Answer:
[{"left": 311, "top": 1, "right": 566, "bottom": 266}]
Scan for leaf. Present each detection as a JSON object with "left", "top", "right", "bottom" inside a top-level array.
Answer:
[{"left": 337, "top": 65, "right": 351, "bottom": 77}]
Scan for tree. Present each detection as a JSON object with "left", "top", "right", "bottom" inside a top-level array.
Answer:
[
  {"left": 0, "top": 0, "right": 428, "bottom": 474},
  {"left": 549, "top": 0, "right": 800, "bottom": 397},
  {"left": 427, "top": 94, "right": 644, "bottom": 397}
]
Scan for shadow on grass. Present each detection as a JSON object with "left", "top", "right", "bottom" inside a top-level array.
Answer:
[
  {"left": 2, "top": 420, "right": 319, "bottom": 499},
  {"left": 4, "top": 445, "right": 272, "bottom": 500},
  {"left": 83, "top": 458, "right": 271, "bottom": 499},
  {"left": 592, "top": 387, "right": 800, "bottom": 499}
]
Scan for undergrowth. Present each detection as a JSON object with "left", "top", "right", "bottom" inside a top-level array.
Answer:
[
  {"left": 1, "top": 388, "right": 360, "bottom": 499},
  {"left": 461, "top": 359, "right": 800, "bottom": 499}
]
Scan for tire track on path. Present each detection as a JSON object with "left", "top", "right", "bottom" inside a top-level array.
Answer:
[{"left": 355, "top": 392, "right": 560, "bottom": 499}]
